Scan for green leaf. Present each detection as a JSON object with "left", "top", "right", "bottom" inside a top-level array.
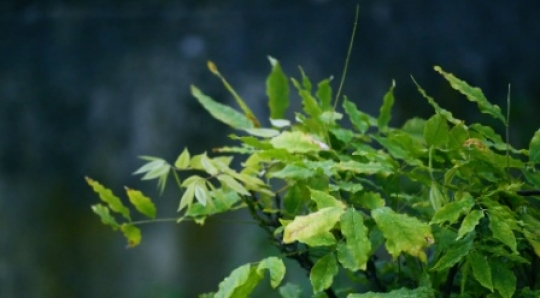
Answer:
[
  {"left": 529, "top": 129, "right": 540, "bottom": 163},
  {"left": 343, "top": 99, "right": 375, "bottom": 134},
  {"left": 428, "top": 182, "right": 446, "bottom": 211},
  {"left": 378, "top": 80, "right": 395, "bottom": 130},
  {"left": 91, "top": 204, "right": 119, "bottom": 229},
  {"left": 256, "top": 257, "right": 286, "bottom": 288},
  {"left": 120, "top": 224, "right": 142, "bottom": 248},
  {"left": 335, "top": 161, "right": 393, "bottom": 176},
  {"left": 215, "top": 264, "right": 262, "bottom": 298},
  {"left": 270, "top": 164, "right": 316, "bottom": 180},
  {"left": 86, "top": 177, "right": 131, "bottom": 221},
  {"left": 316, "top": 78, "right": 332, "bottom": 110},
  {"left": 125, "top": 188, "right": 157, "bottom": 219},
  {"left": 430, "top": 195, "right": 474, "bottom": 225},
  {"left": 424, "top": 114, "right": 448, "bottom": 147},
  {"left": 372, "top": 207, "right": 433, "bottom": 262},
  {"left": 194, "top": 181, "right": 211, "bottom": 206},
  {"left": 434, "top": 66, "right": 505, "bottom": 123},
  {"left": 491, "top": 260, "right": 516, "bottom": 298},
  {"left": 283, "top": 183, "right": 309, "bottom": 216},
  {"left": 431, "top": 234, "right": 473, "bottom": 271},
  {"left": 217, "top": 174, "right": 249, "bottom": 196},
  {"left": 270, "top": 131, "right": 325, "bottom": 153},
  {"left": 310, "top": 188, "right": 346, "bottom": 209},
  {"left": 283, "top": 207, "right": 344, "bottom": 245},
  {"left": 353, "top": 191, "right": 385, "bottom": 210},
  {"left": 191, "top": 85, "right": 254, "bottom": 130},
  {"left": 269, "top": 118, "right": 291, "bottom": 128},
  {"left": 456, "top": 210, "right": 484, "bottom": 240},
  {"left": 174, "top": 148, "right": 190, "bottom": 169},
  {"left": 338, "top": 208, "right": 371, "bottom": 271},
  {"left": 411, "top": 77, "right": 461, "bottom": 125},
  {"left": 201, "top": 153, "right": 219, "bottom": 176},
  {"left": 278, "top": 283, "right": 302, "bottom": 298},
  {"left": 468, "top": 251, "right": 493, "bottom": 292},
  {"left": 310, "top": 252, "right": 338, "bottom": 293},
  {"left": 244, "top": 128, "right": 280, "bottom": 138},
  {"left": 178, "top": 182, "right": 196, "bottom": 211},
  {"left": 489, "top": 214, "right": 517, "bottom": 252},
  {"left": 267, "top": 57, "right": 290, "bottom": 120},
  {"left": 348, "top": 286, "right": 435, "bottom": 298}
]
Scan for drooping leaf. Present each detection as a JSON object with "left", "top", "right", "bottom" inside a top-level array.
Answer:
[
  {"left": 256, "top": 257, "right": 286, "bottom": 288},
  {"left": 347, "top": 286, "right": 435, "bottom": 298},
  {"left": 316, "top": 78, "right": 333, "bottom": 110},
  {"left": 491, "top": 260, "right": 516, "bottom": 298},
  {"left": 372, "top": 207, "right": 433, "bottom": 262},
  {"left": 431, "top": 234, "right": 473, "bottom": 271},
  {"left": 120, "top": 224, "right": 142, "bottom": 248},
  {"left": 215, "top": 264, "right": 262, "bottom": 298},
  {"left": 309, "top": 188, "right": 346, "bottom": 209},
  {"left": 217, "top": 174, "right": 250, "bottom": 196},
  {"left": 310, "top": 252, "right": 338, "bottom": 293},
  {"left": 467, "top": 251, "right": 493, "bottom": 292},
  {"left": 86, "top": 177, "right": 131, "bottom": 221},
  {"left": 430, "top": 195, "right": 474, "bottom": 225},
  {"left": 338, "top": 208, "right": 371, "bottom": 271},
  {"left": 270, "top": 131, "right": 324, "bottom": 153},
  {"left": 283, "top": 207, "right": 344, "bottom": 244},
  {"left": 191, "top": 85, "right": 254, "bottom": 130},
  {"left": 424, "top": 114, "right": 448, "bottom": 147},
  {"left": 529, "top": 129, "right": 540, "bottom": 163},
  {"left": 378, "top": 80, "right": 395, "bottom": 130},
  {"left": 125, "top": 187, "right": 157, "bottom": 219},
  {"left": 278, "top": 283, "right": 302, "bottom": 298},
  {"left": 91, "top": 204, "right": 119, "bottom": 229},
  {"left": 178, "top": 182, "right": 196, "bottom": 211},
  {"left": 434, "top": 66, "right": 505, "bottom": 123},
  {"left": 456, "top": 210, "right": 484, "bottom": 240},
  {"left": 267, "top": 56, "right": 290, "bottom": 120},
  {"left": 174, "top": 148, "right": 191, "bottom": 169},
  {"left": 489, "top": 214, "right": 517, "bottom": 252}
]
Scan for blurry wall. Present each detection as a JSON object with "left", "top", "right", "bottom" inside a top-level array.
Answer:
[{"left": 1, "top": 1, "right": 539, "bottom": 297}]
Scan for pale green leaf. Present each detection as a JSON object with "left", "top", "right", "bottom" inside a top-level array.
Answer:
[
  {"left": 489, "top": 214, "right": 517, "bottom": 252},
  {"left": 86, "top": 177, "right": 131, "bottom": 221},
  {"left": 338, "top": 208, "right": 371, "bottom": 271},
  {"left": 267, "top": 57, "right": 290, "bottom": 120},
  {"left": 424, "top": 114, "right": 448, "bottom": 147},
  {"left": 217, "top": 174, "right": 250, "bottom": 196},
  {"left": 354, "top": 191, "right": 385, "bottom": 210},
  {"left": 456, "top": 210, "right": 484, "bottom": 240},
  {"left": 125, "top": 188, "right": 157, "bottom": 219},
  {"left": 133, "top": 158, "right": 166, "bottom": 175},
  {"left": 283, "top": 183, "right": 309, "bottom": 216},
  {"left": 270, "top": 131, "right": 324, "bottom": 153},
  {"left": 431, "top": 234, "right": 473, "bottom": 271},
  {"left": 201, "top": 154, "right": 219, "bottom": 176},
  {"left": 529, "top": 129, "right": 540, "bottom": 163},
  {"left": 174, "top": 148, "right": 190, "bottom": 169},
  {"left": 270, "top": 164, "right": 316, "bottom": 180},
  {"left": 269, "top": 118, "right": 291, "bottom": 128},
  {"left": 120, "top": 224, "right": 142, "bottom": 248},
  {"left": 215, "top": 264, "right": 262, "bottom": 298},
  {"left": 178, "top": 183, "right": 196, "bottom": 211},
  {"left": 372, "top": 207, "right": 433, "bottom": 262},
  {"left": 91, "top": 204, "right": 119, "bottom": 229},
  {"left": 334, "top": 161, "right": 394, "bottom": 176},
  {"left": 256, "top": 257, "right": 286, "bottom": 288},
  {"left": 434, "top": 66, "right": 505, "bottom": 123},
  {"left": 244, "top": 128, "right": 280, "bottom": 138},
  {"left": 347, "top": 287, "right": 435, "bottom": 298},
  {"left": 429, "top": 182, "right": 446, "bottom": 211},
  {"left": 141, "top": 165, "right": 170, "bottom": 181},
  {"left": 194, "top": 181, "right": 211, "bottom": 206},
  {"left": 491, "top": 260, "right": 516, "bottom": 298},
  {"left": 378, "top": 80, "right": 395, "bottom": 130},
  {"left": 283, "top": 207, "right": 344, "bottom": 244},
  {"left": 430, "top": 195, "right": 474, "bottom": 225},
  {"left": 310, "top": 252, "right": 338, "bottom": 293},
  {"left": 310, "top": 188, "right": 346, "bottom": 210},
  {"left": 468, "top": 251, "right": 493, "bottom": 292},
  {"left": 191, "top": 85, "right": 254, "bottom": 129},
  {"left": 278, "top": 283, "right": 302, "bottom": 298},
  {"left": 316, "top": 78, "right": 332, "bottom": 110}
]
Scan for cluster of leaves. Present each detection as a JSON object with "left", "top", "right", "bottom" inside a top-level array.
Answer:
[{"left": 87, "top": 58, "right": 540, "bottom": 298}]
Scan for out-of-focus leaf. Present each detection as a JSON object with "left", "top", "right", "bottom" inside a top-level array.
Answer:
[
  {"left": 120, "top": 224, "right": 142, "bottom": 248},
  {"left": 283, "top": 207, "right": 344, "bottom": 244},
  {"left": 378, "top": 80, "right": 395, "bottom": 130},
  {"left": 194, "top": 181, "right": 211, "bottom": 206},
  {"left": 430, "top": 195, "right": 474, "bottom": 225},
  {"left": 334, "top": 161, "right": 394, "bottom": 176},
  {"left": 316, "top": 78, "right": 332, "bottom": 110},
  {"left": 411, "top": 77, "right": 461, "bottom": 125},
  {"left": 424, "top": 114, "right": 448, "bottom": 147},
  {"left": 270, "top": 131, "right": 324, "bottom": 153},
  {"left": 270, "top": 164, "right": 316, "bottom": 180},
  {"left": 347, "top": 287, "right": 435, "bottom": 298},
  {"left": 278, "top": 283, "right": 302, "bottom": 298},
  {"left": 125, "top": 188, "right": 157, "bottom": 219},
  {"left": 431, "top": 234, "right": 473, "bottom": 271},
  {"left": 468, "top": 251, "right": 493, "bottom": 292},
  {"left": 372, "top": 207, "right": 433, "bottom": 262},
  {"left": 283, "top": 183, "right": 309, "bottom": 216},
  {"left": 214, "top": 264, "right": 262, "bottom": 298},
  {"left": 91, "top": 204, "right": 119, "bottom": 229},
  {"left": 429, "top": 182, "right": 446, "bottom": 211},
  {"left": 529, "top": 129, "right": 540, "bottom": 163},
  {"left": 310, "top": 252, "right": 338, "bottom": 293},
  {"left": 174, "top": 148, "right": 191, "bottom": 169},
  {"left": 343, "top": 99, "right": 374, "bottom": 134},
  {"left": 217, "top": 174, "right": 249, "bottom": 196},
  {"left": 491, "top": 260, "right": 516, "bottom": 298},
  {"left": 244, "top": 128, "right": 280, "bottom": 138},
  {"left": 353, "top": 191, "right": 385, "bottom": 210},
  {"left": 191, "top": 85, "right": 254, "bottom": 130},
  {"left": 456, "top": 210, "right": 484, "bottom": 240},
  {"left": 267, "top": 57, "right": 290, "bottom": 120},
  {"left": 269, "top": 118, "right": 291, "bottom": 128},
  {"left": 256, "top": 257, "right": 286, "bottom": 288},
  {"left": 86, "top": 177, "right": 131, "bottom": 221},
  {"left": 338, "top": 208, "right": 370, "bottom": 271},
  {"left": 178, "top": 182, "right": 196, "bottom": 211}
]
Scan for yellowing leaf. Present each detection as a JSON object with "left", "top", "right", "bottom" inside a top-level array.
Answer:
[
  {"left": 372, "top": 207, "right": 433, "bottom": 262},
  {"left": 125, "top": 188, "right": 157, "bottom": 219},
  {"left": 310, "top": 252, "right": 338, "bottom": 293},
  {"left": 309, "top": 188, "right": 346, "bottom": 210},
  {"left": 283, "top": 207, "right": 344, "bottom": 245},
  {"left": 120, "top": 224, "right": 141, "bottom": 248},
  {"left": 338, "top": 208, "right": 370, "bottom": 271},
  {"left": 267, "top": 56, "right": 290, "bottom": 120},
  {"left": 270, "top": 131, "right": 322, "bottom": 153},
  {"left": 256, "top": 257, "right": 286, "bottom": 288},
  {"left": 174, "top": 148, "right": 190, "bottom": 169},
  {"left": 86, "top": 177, "right": 131, "bottom": 221}
]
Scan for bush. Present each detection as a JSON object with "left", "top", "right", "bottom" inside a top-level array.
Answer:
[{"left": 87, "top": 58, "right": 540, "bottom": 297}]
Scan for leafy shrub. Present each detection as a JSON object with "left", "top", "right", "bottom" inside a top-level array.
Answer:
[{"left": 87, "top": 58, "right": 540, "bottom": 297}]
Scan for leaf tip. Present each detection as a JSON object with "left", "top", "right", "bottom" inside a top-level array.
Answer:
[{"left": 207, "top": 61, "right": 219, "bottom": 74}]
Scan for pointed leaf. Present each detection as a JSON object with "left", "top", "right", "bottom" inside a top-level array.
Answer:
[
  {"left": 125, "top": 188, "right": 157, "bottom": 219},
  {"left": 86, "top": 177, "right": 131, "bottom": 221},
  {"left": 316, "top": 78, "right": 332, "bottom": 110},
  {"left": 372, "top": 207, "right": 433, "bottom": 262},
  {"left": 430, "top": 195, "right": 474, "bottom": 225},
  {"left": 491, "top": 260, "right": 516, "bottom": 298},
  {"left": 310, "top": 189, "right": 346, "bottom": 209},
  {"left": 269, "top": 118, "right": 291, "bottom": 128},
  {"left": 217, "top": 174, "right": 249, "bottom": 196},
  {"left": 412, "top": 77, "right": 461, "bottom": 125},
  {"left": 215, "top": 264, "right": 262, "bottom": 298},
  {"left": 267, "top": 57, "right": 290, "bottom": 120},
  {"left": 489, "top": 214, "right": 517, "bottom": 252},
  {"left": 310, "top": 252, "right": 338, "bottom": 293},
  {"left": 174, "top": 148, "right": 190, "bottom": 169},
  {"left": 270, "top": 164, "right": 316, "bottom": 180},
  {"left": 424, "top": 114, "right": 448, "bottom": 147},
  {"left": 194, "top": 181, "right": 211, "bottom": 206},
  {"left": 468, "top": 251, "right": 493, "bottom": 292},
  {"left": 178, "top": 183, "right": 196, "bottom": 211},
  {"left": 378, "top": 80, "right": 395, "bottom": 130},
  {"left": 457, "top": 210, "right": 484, "bottom": 240},
  {"left": 191, "top": 85, "right": 254, "bottom": 129},
  {"left": 338, "top": 208, "right": 371, "bottom": 271},
  {"left": 335, "top": 161, "right": 394, "bottom": 176},
  {"left": 529, "top": 129, "right": 540, "bottom": 163},
  {"left": 91, "top": 204, "right": 119, "bottom": 229},
  {"left": 257, "top": 257, "right": 286, "bottom": 288},
  {"left": 343, "top": 98, "right": 376, "bottom": 134},
  {"left": 244, "top": 128, "right": 280, "bottom": 138},
  {"left": 429, "top": 182, "right": 446, "bottom": 211},
  {"left": 431, "top": 234, "right": 473, "bottom": 271},
  {"left": 120, "top": 224, "right": 142, "bottom": 248},
  {"left": 270, "top": 131, "right": 323, "bottom": 153},
  {"left": 283, "top": 207, "right": 344, "bottom": 244}
]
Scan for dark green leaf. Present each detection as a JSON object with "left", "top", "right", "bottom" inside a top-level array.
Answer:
[
  {"left": 430, "top": 195, "right": 474, "bottom": 225},
  {"left": 456, "top": 210, "right": 484, "bottom": 240},
  {"left": 316, "top": 78, "right": 332, "bottom": 110},
  {"left": 468, "top": 251, "right": 493, "bottom": 292},
  {"left": 529, "top": 129, "right": 540, "bottom": 163},
  {"left": 489, "top": 214, "right": 517, "bottom": 252},
  {"left": 310, "top": 252, "right": 338, "bottom": 293},
  {"left": 491, "top": 260, "right": 516, "bottom": 298},
  {"left": 267, "top": 57, "right": 290, "bottom": 120},
  {"left": 378, "top": 80, "right": 395, "bottom": 130},
  {"left": 431, "top": 234, "right": 473, "bottom": 271}
]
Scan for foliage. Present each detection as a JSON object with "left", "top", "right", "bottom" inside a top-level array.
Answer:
[{"left": 87, "top": 58, "right": 540, "bottom": 297}]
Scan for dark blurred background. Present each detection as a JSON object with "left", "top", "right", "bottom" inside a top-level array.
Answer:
[{"left": 1, "top": 1, "right": 539, "bottom": 297}]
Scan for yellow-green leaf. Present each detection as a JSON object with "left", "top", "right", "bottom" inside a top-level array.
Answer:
[
  {"left": 316, "top": 78, "right": 332, "bottom": 111},
  {"left": 283, "top": 207, "right": 344, "bottom": 245},
  {"left": 256, "top": 257, "right": 286, "bottom": 288},
  {"left": 125, "top": 188, "right": 156, "bottom": 219},
  {"left": 529, "top": 129, "right": 540, "bottom": 163},
  {"left": 267, "top": 56, "right": 290, "bottom": 120},
  {"left": 430, "top": 195, "right": 474, "bottom": 225},
  {"left": 489, "top": 214, "right": 517, "bottom": 252},
  {"left": 91, "top": 204, "right": 119, "bottom": 229},
  {"left": 120, "top": 224, "right": 141, "bottom": 248},
  {"left": 86, "top": 177, "right": 130, "bottom": 221},
  {"left": 378, "top": 80, "right": 395, "bottom": 130},
  {"left": 424, "top": 114, "right": 448, "bottom": 147},
  {"left": 456, "top": 210, "right": 484, "bottom": 240},
  {"left": 338, "top": 208, "right": 370, "bottom": 271},
  {"left": 174, "top": 148, "right": 190, "bottom": 169},
  {"left": 310, "top": 188, "right": 346, "bottom": 210},
  {"left": 270, "top": 131, "right": 323, "bottom": 153},
  {"left": 217, "top": 174, "right": 249, "bottom": 196},
  {"left": 310, "top": 252, "right": 338, "bottom": 293},
  {"left": 491, "top": 260, "right": 516, "bottom": 298},
  {"left": 215, "top": 264, "right": 262, "bottom": 298},
  {"left": 178, "top": 183, "right": 196, "bottom": 211}
]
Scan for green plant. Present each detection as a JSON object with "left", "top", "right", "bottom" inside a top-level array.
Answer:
[{"left": 87, "top": 57, "right": 540, "bottom": 297}]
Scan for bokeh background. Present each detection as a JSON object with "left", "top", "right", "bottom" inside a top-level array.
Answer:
[{"left": 2, "top": 1, "right": 540, "bottom": 297}]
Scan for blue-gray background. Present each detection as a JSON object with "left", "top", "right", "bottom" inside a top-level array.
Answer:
[{"left": 2, "top": 1, "right": 539, "bottom": 297}]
